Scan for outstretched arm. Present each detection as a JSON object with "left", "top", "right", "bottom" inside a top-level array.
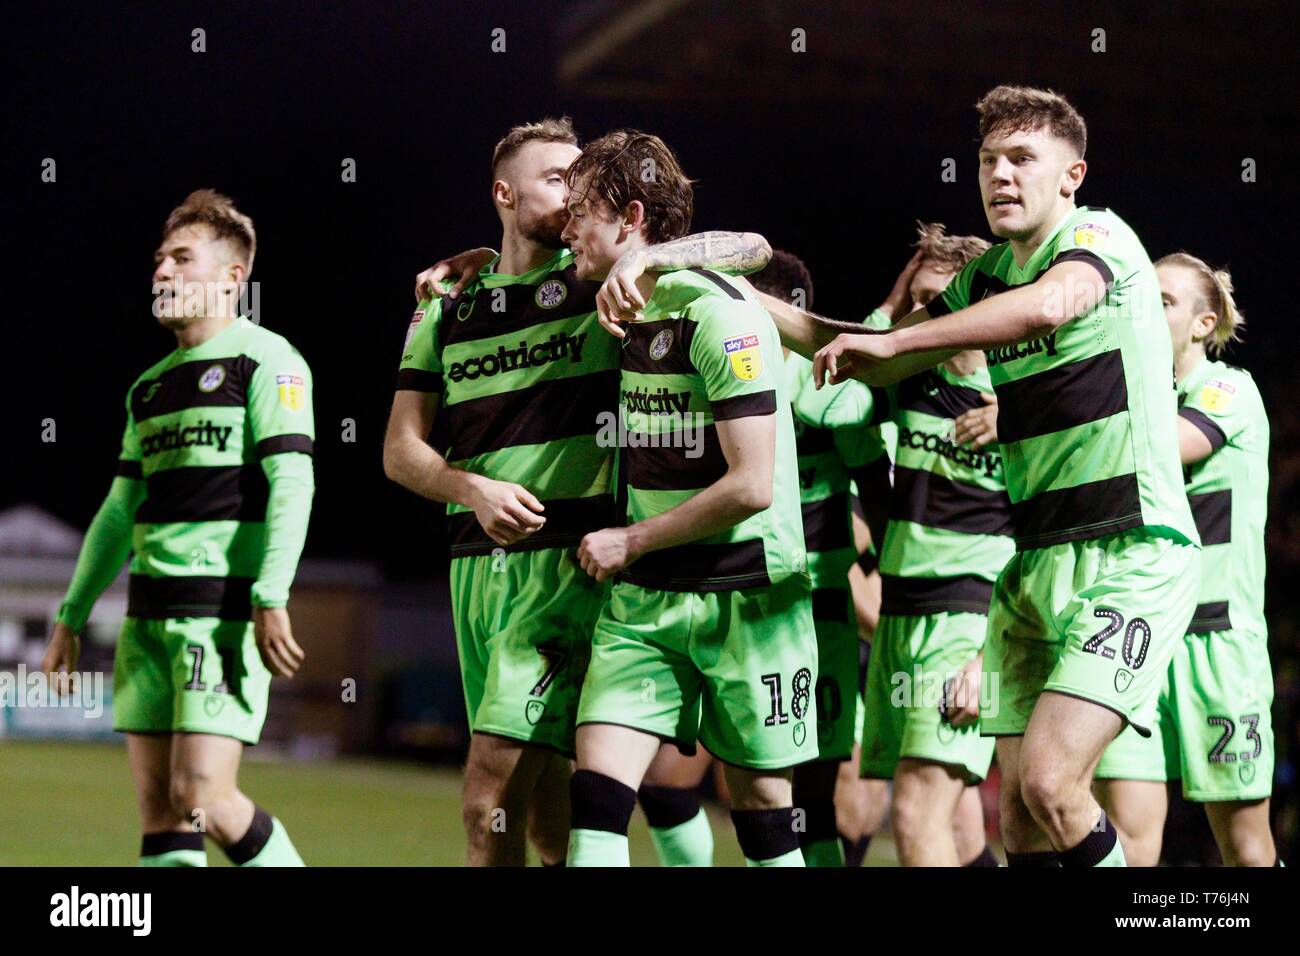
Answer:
[{"left": 813, "top": 259, "right": 1107, "bottom": 387}]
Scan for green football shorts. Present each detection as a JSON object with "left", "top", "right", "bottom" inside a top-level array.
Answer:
[
  {"left": 449, "top": 547, "right": 606, "bottom": 757},
  {"left": 861, "top": 611, "right": 995, "bottom": 784},
  {"left": 811, "top": 588, "right": 860, "bottom": 762},
  {"left": 113, "top": 616, "right": 271, "bottom": 745},
  {"left": 576, "top": 576, "right": 819, "bottom": 770},
  {"left": 982, "top": 528, "right": 1199, "bottom": 738},
  {"left": 1095, "top": 628, "right": 1273, "bottom": 802}
]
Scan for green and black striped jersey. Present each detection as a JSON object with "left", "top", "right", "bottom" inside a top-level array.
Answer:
[
  {"left": 1177, "top": 359, "right": 1268, "bottom": 636},
  {"left": 107, "top": 317, "right": 313, "bottom": 619},
  {"left": 617, "top": 269, "right": 807, "bottom": 592},
  {"left": 784, "top": 352, "right": 858, "bottom": 611},
  {"left": 930, "top": 206, "right": 1198, "bottom": 552},
  {"left": 397, "top": 249, "right": 620, "bottom": 558},
  {"left": 795, "top": 364, "right": 1014, "bottom": 616}
]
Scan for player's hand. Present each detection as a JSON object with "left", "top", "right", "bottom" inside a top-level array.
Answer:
[
  {"left": 468, "top": 476, "right": 546, "bottom": 546},
  {"left": 813, "top": 332, "right": 896, "bottom": 388},
  {"left": 41, "top": 622, "right": 81, "bottom": 696},
  {"left": 953, "top": 392, "right": 999, "bottom": 449},
  {"left": 941, "top": 655, "right": 983, "bottom": 728},
  {"left": 576, "top": 527, "right": 637, "bottom": 582},
  {"left": 254, "top": 606, "right": 306, "bottom": 679},
  {"left": 878, "top": 248, "right": 923, "bottom": 322},
  {"left": 414, "top": 247, "right": 497, "bottom": 301},
  {"left": 595, "top": 250, "right": 659, "bottom": 338},
  {"left": 853, "top": 567, "right": 882, "bottom": 641}
]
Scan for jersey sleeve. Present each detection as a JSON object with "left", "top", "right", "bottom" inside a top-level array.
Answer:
[
  {"left": 396, "top": 298, "right": 446, "bottom": 393},
  {"left": 863, "top": 307, "right": 892, "bottom": 331},
  {"left": 55, "top": 389, "right": 146, "bottom": 630},
  {"left": 247, "top": 339, "right": 315, "bottom": 456},
  {"left": 1046, "top": 209, "right": 1131, "bottom": 291},
  {"left": 1179, "top": 369, "right": 1252, "bottom": 451},
  {"left": 688, "top": 295, "right": 780, "bottom": 420}
]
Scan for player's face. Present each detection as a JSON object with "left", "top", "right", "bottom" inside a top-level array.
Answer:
[
  {"left": 503, "top": 140, "right": 581, "bottom": 248},
  {"left": 907, "top": 262, "right": 956, "bottom": 310},
  {"left": 561, "top": 175, "right": 626, "bottom": 280},
  {"left": 978, "top": 128, "right": 1080, "bottom": 241},
  {"left": 1158, "top": 263, "right": 1213, "bottom": 361},
  {"left": 152, "top": 225, "right": 240, "bottom": 328}
]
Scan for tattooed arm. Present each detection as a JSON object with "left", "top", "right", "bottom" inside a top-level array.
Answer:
[{"left": 595, "top": 230, "right": 772, "bottom": 336}]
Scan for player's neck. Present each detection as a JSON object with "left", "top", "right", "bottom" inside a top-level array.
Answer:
[
  {"left": 1175, "top": 347, "right": 1207, "bottom": 385},
  {"left": 174, "top": 313, "right": 236, "bottom": 351},
  {"left": 497, "top": 230, "right": 558, "bottom": 276},
  {"left": 1009, "top": 202, "right": 1076, "bottom": 267}
]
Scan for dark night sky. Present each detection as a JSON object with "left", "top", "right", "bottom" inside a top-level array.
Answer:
[{"left": 6, "top": 1, "right": 1297, "bottom": 583}]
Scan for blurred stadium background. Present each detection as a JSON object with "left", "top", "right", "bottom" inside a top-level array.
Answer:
[{"left": 3, "top": 0, "right": 1295, "bottom": 864}]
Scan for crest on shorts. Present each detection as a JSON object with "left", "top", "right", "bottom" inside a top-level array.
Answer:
[
  {"left": 197, "top": 364, "right": 226, "bottom": 393},
  {"left": 276, "top": 373, "right": 306, "bottom": 411},
  {"left": 649, "top": 328, "right": 674, "bottom": 361},
  {"left": 937, "top": 721, "right": 957, "bottom": 745},
  {"left": 1199, "top": 379, "right": 1236, "bottom": 413},
  {"left": 525, "top": 700, "right": 546, "bottom": 726},
  {"left": 1113, "top": 669, "right": 1134, "bottom": 693},
  {"left": 793, "top": 721, "right": 807, "bottom": 747},
  {"left": 534, "top": 279, "right": 567, "bottom": 310},
  {"left": 1239, "top": 762, "right": 1256, "bottom": 784},
  {"left": 204, "top": 695, "right": 226, "bottom": 718},
  {"left": 723, "top": 333, "right": 762, "bottom": 381},
  {"left": 1072, "top": 222, "right": 1109, "bottom": 251}
]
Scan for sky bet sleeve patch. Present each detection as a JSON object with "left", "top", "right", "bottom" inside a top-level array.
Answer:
[
  {"left": 723, "top": 333, "right": 763, "bottom": 382},
  {"left": 1200, "top": 379, "right": 1236, "bottom": 413},
  {"left": 1072, "top": 221, "right": 1110, "bottom": 251},
  {"left": 277, "top": 373, "right": 306, "bottom": 411}
]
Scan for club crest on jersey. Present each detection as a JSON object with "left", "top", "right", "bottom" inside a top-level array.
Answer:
[
  {"left": 534, "top": 278, "right": 567, "bottom": 310},
  {"left": 457, "top": 298, "right": 475, "bottom": 322},
  {"left": 1072, "top": 222, "right": 1110, "bottom": 251},
  {"left": 1200, "top": 379, "right": 1236, "bottom": 413},
  {"left": 649, "top": 328, "right": 674, "bottom": 360},
  {"left": 723, "top": 333, "right": 762, "bottom": 381},
  {"left": 197, "top": 364, "right": 226, "bottom": 393},
  {"left": 276, "top": 373, "right": 306, "bottom": 411}
]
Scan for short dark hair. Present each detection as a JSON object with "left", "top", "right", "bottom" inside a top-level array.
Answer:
[
  {"left": 976, "top": 85, "right": 1087, "bottom": 158},
  {"left": 491, "top": 116, "right": 578, "bottom": 179},
  {"left": 163, "top": 189, "right": 256, "bottom": 270},
  {"left": 564, "top": 130, "right": 694, "bottom": 244},
  {"left": 750, "top": 249, "right": 814, "bottom": 311}
]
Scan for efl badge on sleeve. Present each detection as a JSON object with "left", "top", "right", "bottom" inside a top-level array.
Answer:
[
  {"left": 1200, "top": 379, "right": 1236, "bottom": 413},
  {"left": 276, "top": 373, "right": 306, "bottom": 412},
  {"left": 723, "top": 333, "right": 762, "bottom": 382},
  {"left": 403, "top": 308, "right": 424, "bottom": 350},
  {"left": 1072, "top": 222, "right": 1110, "bottom": 251}
]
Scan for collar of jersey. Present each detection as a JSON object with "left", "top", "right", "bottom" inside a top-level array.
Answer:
[
  {"left": 174, "top": 315, "right": 250, "bottom": 357},
  {"left": 472, "top": 248, "right": 574, "bottom": 290},
  {"left": 1178, "top": 354, "right": 1217, "bottom": 397},
  {"left": 1008, "top": 206, "right": 1080, "bottom": 279}
]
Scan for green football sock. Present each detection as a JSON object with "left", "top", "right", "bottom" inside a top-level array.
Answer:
[
  {"left": 138, "top": 832, "right": 206, "bottom": 867},
  {"left": 800, "top": 837, "right": 845, "bottom": 867},
  {"left": 226, "top": 808, "right": 305, "bottom": 867},
  {"left": 240, "top": 818, "right": 304, "bottom": 867},
  {"left": 746, "top": 847, "right": 805, "bottom": 867},
  {"left": 568, "top": 828, "right": 630, "bottom": 867},
  {"left": 650, "top": 808, "right": 714, "bottom": 866}
]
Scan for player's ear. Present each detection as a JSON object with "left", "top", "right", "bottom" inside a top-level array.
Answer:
[
  {"left": 492, "top": 179, "right": 514, "bottom": 210},
  {"left": 1061, "top": 157, "right": 1087, "bottom": 199},
  {"left": 621, "top": 200, "right": 646, "bottom": 235},
  {"left": 1192, "top": 308, "right": 1217, "bottom": 344}
]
